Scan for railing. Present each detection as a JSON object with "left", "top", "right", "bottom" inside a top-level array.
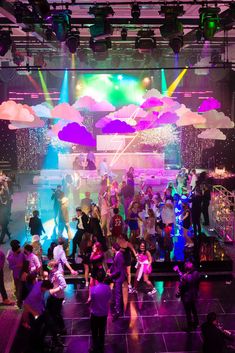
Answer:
[{"left": 211, "top": 185, "right": 235, "bottom": 243}]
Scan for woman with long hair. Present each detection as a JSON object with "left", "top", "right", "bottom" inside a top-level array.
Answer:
[
  {"left": 87, "top": 242, "right": 105, "bottom": 303},
  {"left": 133, "top": 240, "right": 156, "bottom": 295},
  {"left": 89, "top": 205, "right": 107, "bottom": 251},
  {"left": 80, "top": 233, "right": 93, "bottom": 287},
  {"left": 180, "top": 203, "right": 193, "bottom": 248},
  {"left": 127, "top": 202, "right": 140, "bottom": 246}
]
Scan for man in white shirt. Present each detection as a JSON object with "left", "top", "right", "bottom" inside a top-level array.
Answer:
[{"left": 53, "top": 238, "right": 77, "bottom": 275}]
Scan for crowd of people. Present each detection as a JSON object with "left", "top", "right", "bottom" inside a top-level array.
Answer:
[{"left": 1, "top": 166, "right": 233, "bottom": 353}]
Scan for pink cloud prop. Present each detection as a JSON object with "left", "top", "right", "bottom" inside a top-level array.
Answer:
[
  {"left": 161, "top": 97, "right": 181, "bottom": 112},
  {"left": 197, "top": 128, "right": 226, "bottom": 140},
  {"left": 112, "top": 104, "right": 146, "bottom": 119},
  {"left": 73, "top": 96, "right": 115, "bottom": 112},
  {"left": 144, "top": 111, "right": 159, "bottom": 121},
  {"left": 102, "top": 120, "right": 136, "bottom": 134},
  {"left": 194, "top": 110, "right": 234, "bottom": 129},
  {"left": 58, "top": 122, "right": 96, "bottom": 146},
  {"left": 143, "top": 88, "right": 163, "bottom": 99},
  {"left": 0, "top": 100, "right": 35, "bottom": 122},
  {"left": 51, "top": 103, "right": 84, "bottom": 123},
  {"left": 198, "top": 98, "right": 221, "bottom": 113},
  {"left": 9, "top": 116, "right": 45, "bottom": 129},
  {"left": 141, "top": 97, "right": 163, "bottom": 110},
  {"left": 176, "top": 105, "right": 206, "bottom": 126},
  {"left": 32, "top": 102, "right": 52, "bottom": 118},
  {"left": 95, "top": 117, "right": 112, "bottom": 128},
  {"left": 47, "top": 121, "right": 67, "bottom": 137},
  {"left": 157, "top": 112, "right": 178, "bottom": 125}
]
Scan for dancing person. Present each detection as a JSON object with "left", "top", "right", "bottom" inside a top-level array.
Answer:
[
  {"left": 28, "top": 210, "right": 45, "bottom": 237},
  {"left": 86, "top": 150, "right": 96, "bottom": 170},
  {"left": 144, "top": 208, "right": 158, "bottom": 261},
  {"left": 128, "top": 202, "right": 140, "bottom": 245},
  {"left": 72, "top": 156, "right": 80, "bottom": 170},
  {"left": 70, "top": 207, "right": 89, "bottom": 260},
  {"left": 99, "top": 158, "right": 109, "bottom": 177},
  {"left": 117, "top": 234, "right": 137, "bottom": 293},
  {"left": 89, "top": 205, "right": 107, "bottom": 251},
  {"left": 53, "top": 237, "right": 77, "bottom": 275},
  {"left": 24, "top": 244, "right": 41, "bottom": 276},
  {"left": 189, "top": 169, "right": 198, "bottom": 191},
  {"left": 133, "top": 240, "right": 156, "bottom": 295},
  {"left": 80, "top": 233, "right": 93, "bottom": 287},
  {"left": 100, "top": 191, "right": 111, "bottom": 237},
  {"left": 88, "top": 242, "right": 105, "bottom": 303},
  {"left": 201, "top": 312, "right": 235, "bottom": 353},
  {"left": 58, "top": 192, "right": 73, "bottom": 250},
  {"left": 202, "top": 183, "right": 211, "bottom": 226},
  {"left": 0, "top": 248, "right": 14, "bottom": 305},
  {"left": 191, "top": 187, "right": 202, "bottom": 237},
  {"left": 110, "top": 208, "right": 123, "bottom": 243},
  {"left": 51, "top": 185, "right": 63, "bottom": 225},
  {"left": 7, "top": 240, "right": 25, "bottom": 308},
  {"left": 180, "top": 203, "right": 194, "bottom": 248},
  {"left": 81, "top": 191, "right": 92, "bottom": 215},
  {"left": 174, "top": 261, "right": 200, "bottom": 332},
  {"left": 164, "top": 182, "right": 175, "bottom": 202},
  {"left": 89, "top": 270, "right": 112, "bottom": 353},
  {"left": 0, "top": 182, "right": 11, "bottom": 243},
  {"left": 31, "top": 235, "right": 43, "bottom": 266},
  {"left": 110, "top": 180, "right": 119, "bottom": 209},
  {"left": 47, "top": 260, "right": 67, "bottom": 335},
  {"left": 108, "top": 243, "right": 127, "bottom": 320},
  {"left": 120, "top": 180, "right": 135, "bottom": 219}
]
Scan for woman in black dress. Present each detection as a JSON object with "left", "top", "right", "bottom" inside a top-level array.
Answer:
[
  {"left": 87, "top": 241, "right": 105, "bottom": 302},
  {"left": 80, "top": 233, "right": 93, "bottom": 287},
  {"left": 180, "top": 203, "right": 193, "bottom": 248},
  {"left": 89, "top": 205, "right": 107, "bottom": 251}
]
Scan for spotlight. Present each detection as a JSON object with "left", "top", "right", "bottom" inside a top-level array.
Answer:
[
  {"left": 135, "top": 29, "right": 156, "bottom": 53},
  {"left": 88, "top": 4, "right": 114, "bottom": 18},
  {"left": 169, "top": 37, "right": 183, "bottom": 55},
  {"left": 89, "top": 37, "right": 111, "bottom": 53},
  {"left": 0, "top": 31, "right": 12, "bottom": 56},
  {"left": 121, "top": 27, "right": 127, "bottom": 41},
  {"left": 131, "top": 2, "right": 141, "bottom": 21},
  {"left": 66, "top": 30, "right": 80, "bottom": 53},
  {"left": 51, "top": 10, "right": 71, "bottom": 42},
  {"left": 90, "top": 20, "right": 113, "bottom": 38},
  {"left": 159, "top": 5, "right": 184, "bottom": 54},
  {"left": 199, "top": 6, "right": 220, "bottom": 40}
]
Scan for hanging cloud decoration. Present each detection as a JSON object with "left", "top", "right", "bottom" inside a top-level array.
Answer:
[
  {"left": 194, "top": 110, "right": 234, "bottom": 129},
  {"left": 198, "top": 97, "right": 221, "bottom": 113},
  {"left": 197, "top": 128, "right": 226, "bottom": 140},
  {"left": 102, "top": 120, "right": 136, "bottom": 134},
  {"left": 0, "top": 100, "right": 35, "bottom": 122},
  {"left": 58, "top": 122, "right": 96, "bottom": 146},
  {"left": 73, "top": 96, "right": 115, "bottom": 112},
  {"left": 51, "top": 103, "right": 84, "bottom": 123},
  {"left": 32, "top": 102, "right": 52, "bottom": 118}
]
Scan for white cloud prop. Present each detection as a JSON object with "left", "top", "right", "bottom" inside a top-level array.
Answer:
[
  {"left": 51, "top": 103, "right": 84, "bottom": 123},
  {"left": 198, "top": 128, "right": 226, "bottom": 140},
  {"left": 9, "top": 116, "right": 45, "bottom": 129},
  {"left": 194, "top": 110, "right": 234, "bottom": 129},
  {"left": 32, "top": 103, "right": 52, "bottom": 118},
  {"left": 0, "top": 100, "right": 35, "bottom": 122},
  {"left": 143, "top": 88, "right": 163, "bottom": 99},
  {"left": 176, "top": 105, "right": 206, "bottom": 126},
  {"left": 111, "top": 104, "right": 147, "bottom": 120},
  {"left": 73, "top": 96, "right": 115, "bottom": 112}
]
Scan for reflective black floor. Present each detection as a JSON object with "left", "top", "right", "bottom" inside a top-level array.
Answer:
[{"left": 11, "top": 279, "right": 235, "bottom": 353}]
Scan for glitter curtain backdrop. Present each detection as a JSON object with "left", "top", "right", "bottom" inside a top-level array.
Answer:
[
  {"left": 0, "top": 120, "right": 17, "bottom": 169},
  {"left": 16, "top": 128, "right": 48, "bottom": 170},
  {"left": 180, "top": 126, "right": 215, "bottom": 168}
]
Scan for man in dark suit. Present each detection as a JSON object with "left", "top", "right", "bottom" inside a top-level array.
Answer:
[
  {"left": 178, "top": 261, "right": 200, "bottom": 331},
  {"left": 70, "top": 208, "right": 89, "bottom": 260},
  {"left": 29, "top": 210, "right": 45, "bottom": 236},
  {"left": 51, "top": 185, "right": 63, "bottom": 225},
  {"left": 108, "top": 243, "right": 127, "bottom": 321}
]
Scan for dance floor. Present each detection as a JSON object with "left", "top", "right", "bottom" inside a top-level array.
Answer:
[{"left": 10, "top": 280, "right": 235, "bottom": 353}]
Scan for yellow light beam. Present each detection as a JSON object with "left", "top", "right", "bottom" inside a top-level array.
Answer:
[{"left": 166, "top": 67, "right": 188, "bottom": 97}]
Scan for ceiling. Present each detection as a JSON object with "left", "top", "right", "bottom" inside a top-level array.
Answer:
[{"left": 0, "top": 0, "right": 234, "bottom": 69}]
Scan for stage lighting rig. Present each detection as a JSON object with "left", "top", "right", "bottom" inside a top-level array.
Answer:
[
  {"left": 28, "top": 0, "right": 50, "bottom": 20},
  {"left": 199, "top": 6, "right": 221, "bottom": 40},
  {"left": 89, "top": 37, "right": 111, "bottom": 53},
  {"left": 220, "top": 3, "right": 235, "bottom": 31},
  {"left": 66, "top": 30, "right": 80, "bottom": 53},
  {"left": 0, "top": 31, "right": 12, "bottom": 57},
  {"left": 121, "top": 27, "right": 127, "bottom": 41},
  {"left": 51, "top": 10, "right": 72, "bottom": 42},
  {"left": 131, "top": 3, "right": 141, "bottom": 21},
  {"left": 159, "top": 5, "right": 184, "bottom": 54},
  {"left": 14, "top": 1, "right": 35, "bottom": 24},
  {"left": 135, "top": 29, "right": 156, "bottom": 53},
  {"left": 89, "top": 5, "right": 114, "bottom": 39}
]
